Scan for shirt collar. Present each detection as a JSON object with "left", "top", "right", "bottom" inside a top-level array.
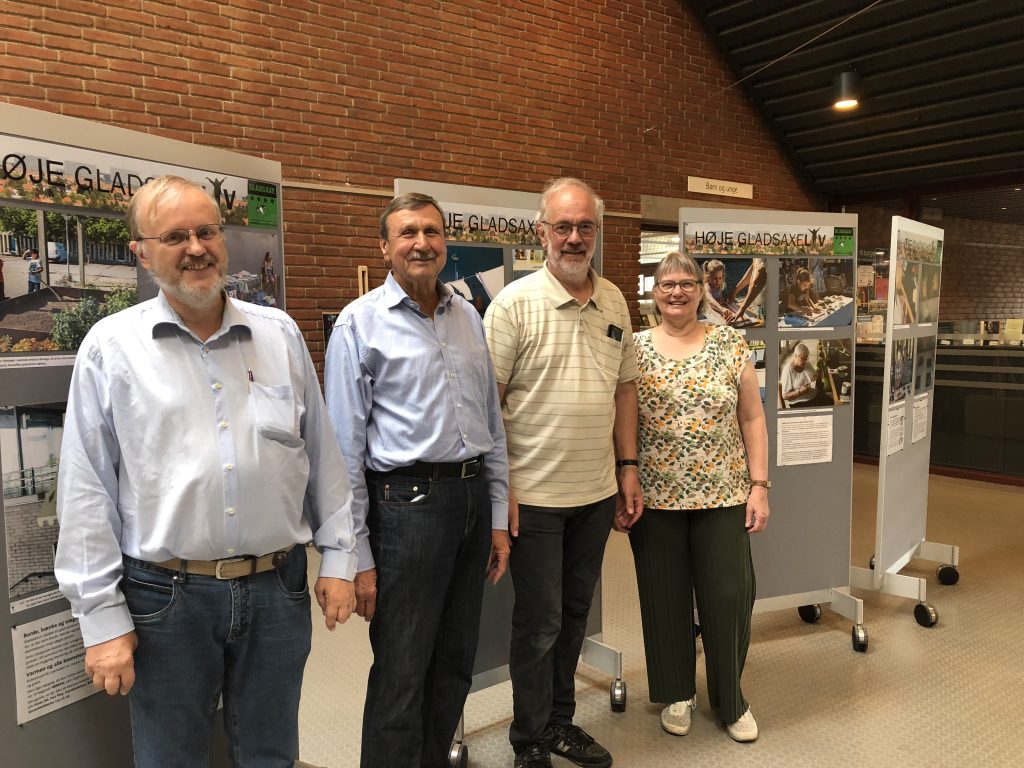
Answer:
[
  {"left": 148, "top": 290, "right": 252, "bottom": 341},
  {"left": 540, "top": 264, "right": 603, "bottom": 309},
  {"left": 383, "top": 271, "right": 454, "bottom": 312}
]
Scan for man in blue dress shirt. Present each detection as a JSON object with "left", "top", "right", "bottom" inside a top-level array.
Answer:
[
  {"left": 54, "top": 175, "right": 358, "bottom": 768},
  {"left": 325, "top": 192, "right": 511, "bottom": 768}
]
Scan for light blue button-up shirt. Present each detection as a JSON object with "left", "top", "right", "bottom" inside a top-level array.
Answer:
[
  {"left": 325, "top": 274, "right": 509, "bottom": 572},
  {"left": 55, "top": 292, "right": 358, "bottom": 646}
]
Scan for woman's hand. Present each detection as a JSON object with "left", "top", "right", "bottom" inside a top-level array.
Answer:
[{"left": 744, "top": 486, "right": 770, "bottom": 533}]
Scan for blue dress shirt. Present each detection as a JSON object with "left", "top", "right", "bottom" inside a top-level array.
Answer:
[
  {"left": 55, "top": 292, "right": 358, "bottom": 646},
  {"left": 325, "top": 274, "right": 510, "bottom": 572}
]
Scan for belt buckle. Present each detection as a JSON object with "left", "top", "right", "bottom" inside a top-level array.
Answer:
[
  {"left": 460, "top": 458, "right": 478, "bottom": 479},
  {"left": 214, "top": 557, "right": 247, "bottom": 579}
]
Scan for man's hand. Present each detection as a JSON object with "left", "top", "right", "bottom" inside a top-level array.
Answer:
[
  {"left": 614, "top": 468, "right": 644, "bottom": 532},
  {"left": 314, "top": 577, "right": 357, "bottom": 630},
  {"left": 486, "top": 530, "right": 511, "bottom": 584},
  {"left": 353, "top": 568, "right": 378, "bottom": 622},
  {"left": 84, "top": 631, "right": 138, "bottom": 696},
  {"left": 508, "top": 494, "right": 520, "bottom": 538}
]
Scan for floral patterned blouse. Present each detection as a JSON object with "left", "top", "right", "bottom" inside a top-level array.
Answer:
[{"left": 634, "top": 325, "right": 751, "bottom": 510}]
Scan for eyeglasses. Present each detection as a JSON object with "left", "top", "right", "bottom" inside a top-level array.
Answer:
[
  {"left": 655, "top": 279, "right": 701, "bottom": 293},
  {"left": 540, "top": 220, "right": 599, "bottom": 238},
  {"left": 136, "top": 224, "right": 224, "bottom": 247}
]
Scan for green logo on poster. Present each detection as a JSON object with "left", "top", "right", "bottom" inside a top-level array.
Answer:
[
  {"left": 247, "top": 180, "right": 278, "bottom": 228},
  {"left": 833, "top": 226, "right": 854, "bottom": 255}
]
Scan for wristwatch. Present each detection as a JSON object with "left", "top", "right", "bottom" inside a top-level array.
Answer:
[
  {"left": 615, "top": 459, "right": 640, "bottom": 468},
  {"left": 750, "top": 479, "right": 771, "bottom": 489}
]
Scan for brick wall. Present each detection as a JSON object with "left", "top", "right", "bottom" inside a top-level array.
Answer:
[
  {"left": 1, "top": 0, "right": 821, "bottom": 363},
  {"left": 851, "top": 204, "right": 1024, "bottom": 322}
]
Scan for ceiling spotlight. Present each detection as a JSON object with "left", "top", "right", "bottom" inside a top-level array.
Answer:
[{"left": 833, "top": 69, "right": 860, "bottom": 111}]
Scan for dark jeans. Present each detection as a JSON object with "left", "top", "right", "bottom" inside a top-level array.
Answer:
[
  {"left": 28, "top": 280, "right": 40, "bottom": 293},
  {"left": 629, "top": 504, "right": 755, "bottom": 723},
  {"left": 508, "top": 496, "right": 615, "bottom": 751},
  {"left": 360, "top": 470, "right": 492, "bottom": 768},
  {"left": 123, "top": 545, "right": 312, "bottom": 768}
]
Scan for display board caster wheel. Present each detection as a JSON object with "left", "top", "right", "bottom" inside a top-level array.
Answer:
[
  {"left": 869, "top": 554, "right": 875, "bottom": 570},
  {"left": 914, "top": 602, "right": 938, "bottom": 627},
  {"left": 610, "top": 679, "right": 627, "bottom": 712},
  {"left": 798, "top": 604, "right": 822, "bottom": 624},
  {"left": 447, "top": 741, "right": 468, "bottom": 768},
  {"left": 852, "top": 624, "right": 868, "bottom": 652},
  {"left": 937, "top": 564, "right": 960, "bottom": 585}
]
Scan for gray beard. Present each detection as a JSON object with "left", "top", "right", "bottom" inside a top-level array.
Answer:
[{"left": 152, "top": 272, "right": 226, "bottom": 311}]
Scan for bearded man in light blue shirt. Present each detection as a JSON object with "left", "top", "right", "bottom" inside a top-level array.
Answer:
[
  {"left": 54, "top": 175, "right": 358, "bottom": 768},
  {"left": 325, "top": 192, "right": 510, "bottom": 768}
]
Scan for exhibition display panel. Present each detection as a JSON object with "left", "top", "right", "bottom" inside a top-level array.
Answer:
[
  {"left": 849, "top": 217, "right": 960, "bottom": 627},
  {"left": 680, "top": 207, "right": 867, "bottom": 651},
  {"left": 0, "top": 103, "right": 283, "bottom": 767}
]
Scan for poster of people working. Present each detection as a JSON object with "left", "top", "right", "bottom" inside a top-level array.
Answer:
[
  {"left": 683, "top": 222, "right": 855, "bottom": 329},
  {"left": 0, "top": 121, "right": 284, "bottom": 368},
  {"left": 893, "top": 228, "right": 943, "bottom": 327}
]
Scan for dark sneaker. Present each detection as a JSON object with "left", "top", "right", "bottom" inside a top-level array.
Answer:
[
  {"left": 514, "top": 743, "right": 553, "bottom": 768},
  {"left": 549, "top": 724, "right": 612, "bottom": 768}
]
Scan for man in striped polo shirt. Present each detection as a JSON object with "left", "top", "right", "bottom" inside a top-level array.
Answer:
[{"left": 484, "top": 177, "right": 644, "bottom": 768}]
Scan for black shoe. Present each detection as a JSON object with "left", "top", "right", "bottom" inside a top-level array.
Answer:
[
  {"left": 514, "top": 743, "right": 553, "bottom": 768},
  {"left": 549, "top": 724, "right": 612, "bottom": 768}
]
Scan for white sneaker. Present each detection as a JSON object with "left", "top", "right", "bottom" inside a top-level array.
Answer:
[
  {"left": 660, "top": 697, "right": 696, "bottom": 736},
  {"left": 726, "top": 708, "right": 758, "bottom": 742}
]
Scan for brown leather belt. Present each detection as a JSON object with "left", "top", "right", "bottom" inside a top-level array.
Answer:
[{"left": 155, "top": 545, "right": 294, "bottom": 580}]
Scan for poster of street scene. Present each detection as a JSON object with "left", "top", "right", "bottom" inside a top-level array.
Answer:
[
  {"left": 694, "top": 257, "right": 766, "bottom": 328},
  {"left": 889, "top": 337, "right": 914, "bottom": 403},
  {"left": 777, "top": 338, "right": 853, "bottom": 410},
  {"left": 778, "top": 257, "right": 855, "bottom": 328},
  {"left": 2, "top": 402, "right": 65, "bottom": 601}
]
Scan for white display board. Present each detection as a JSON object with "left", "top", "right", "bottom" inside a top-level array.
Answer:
[{"left": 850, "top": 217, "right": 958, "bottom": 625}]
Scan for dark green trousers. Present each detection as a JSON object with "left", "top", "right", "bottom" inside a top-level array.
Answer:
[{"left": 629, "top": 503, "right": 755, "bottom": 723}]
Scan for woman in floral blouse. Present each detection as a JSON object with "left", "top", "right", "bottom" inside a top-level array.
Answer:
[{"left": 630, "top": 251, "right": 770, "bottom": 743}]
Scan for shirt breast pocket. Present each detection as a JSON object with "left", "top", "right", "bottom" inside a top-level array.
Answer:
[{"left": 251, "top": 383, "right": 302, "bottom": 447}]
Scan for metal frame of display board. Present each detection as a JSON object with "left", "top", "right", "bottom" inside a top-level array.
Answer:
[
  {"left": 392, "top": 180, "right": 625, "bottom": 768},
  {"left": 848, "top": 216, "right": 959, "bottom": 628},
  {"left": 680, "top": 208, "right": 868, "bottom": 652}
]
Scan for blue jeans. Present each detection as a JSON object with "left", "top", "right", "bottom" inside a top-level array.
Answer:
[
  {"left": 28, "top": 280, "right": 40, "bottom": 293},
  {"left": 360, "top": 470, "right": 492, "bottom": 768},
  {"left": 508, "top": 496, "right": 615, "bottom": 751},
  {"left": 122, "top": 546, "right": 312, "bottom": 768}
]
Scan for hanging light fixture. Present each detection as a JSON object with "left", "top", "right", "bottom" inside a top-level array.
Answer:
[{"left": 833, "top": 69, "right": 860, "bottom": 111}]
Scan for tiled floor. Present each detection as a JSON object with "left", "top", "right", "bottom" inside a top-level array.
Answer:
[{"left": 297, "top": 466, "right": 1024, "bottom": 767}]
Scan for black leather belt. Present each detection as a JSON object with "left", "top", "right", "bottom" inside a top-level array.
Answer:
[{"left": 371, "top": 456, "right": 484, "bottom": 480}]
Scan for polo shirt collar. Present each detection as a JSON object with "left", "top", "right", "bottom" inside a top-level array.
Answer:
[{"left": 540, "top": 264, "right": 604, "bottom": 309}]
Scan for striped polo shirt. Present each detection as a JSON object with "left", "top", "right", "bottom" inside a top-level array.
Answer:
[{"left": 484, "top": 265, "right": 639, "bottom": 508}]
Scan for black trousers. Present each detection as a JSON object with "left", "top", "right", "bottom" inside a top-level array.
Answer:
[
  {"left": 629, "top": 504, "right": 755, "bottom": 724},
  {"left": 507, "top": 495, "right": 616, "bottom": 751}
]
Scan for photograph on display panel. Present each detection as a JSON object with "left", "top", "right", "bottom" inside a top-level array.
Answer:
[
  {"left": 889, "top": 337, "right": 915, "bottom": 403},
  {"left": 439, "top": 244, "right": 505, "bottom": 317},
  {"left": 916, "top": 263, "right": 941, "bottom": 324},
  {"left": 777, "top": 338, "right": 852, "bottom": 410},
  {"left": 2, "top": 402, "right": 65, "bottom": 601},
  {"left": 778, "top": 257, "right": 855, "bottom": 328},
  {"left": 893, "top": 259, "right": 919, "bottom": 326},
  {"left": 915, "top": 336, "right": 936, "bottom": 394},
  {"left": 694, "top": 256, "right": 766, "bottom": 327}
]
